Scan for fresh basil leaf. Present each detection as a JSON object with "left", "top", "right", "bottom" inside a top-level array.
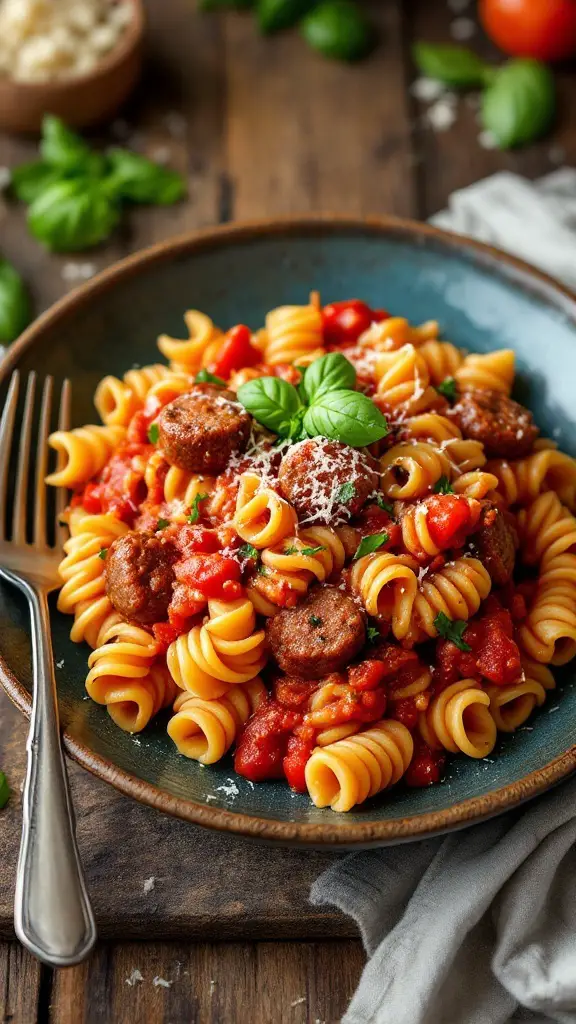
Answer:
[
  {"left": 375, "top": 494, "right": 394, "bottom": 515},
  {"left": 195, "top": 368, "right": 227, "bottom": 387},
  {"left": 301, "top": 0, "right": 375, "bottom": 62},
  {"left": 0, "top": 771, "right": 9, "bottom": 810},
  {"left": 481, "top": 59, "right": 555, "bottom": 149},
  {"left": 257, "top": 0, "right": 314, "bottom": 34},
  {"left": 434, "top": 611, "right": 471, "bottom": 652},
  {"left": 303, "top": 388, "right": 388, "bottom": 446},
  {"left": 0, "top": 259, "right": 32, "bottom": 343},
  {"left": 412, "top": 42, "right": 492, "bottom": 88},
  {"left": 336, "top": 481, "right": 356, "bottom": 503},
  {"left": 187, "top": 492, "right": 210, "bottom": 524},
  {"left": 10, "top": 161, "right": 62, "bottom": 204},
  {"left": 104, "top": 149, "right": 186, "bottom": 205},
  {"left": 302, "top": 352, "right": 356, "bottom": 403},
  {"left": 436, "top": 376, "right": 457, "bottom": 402},
  {"left": 433, "top": 475, "right": 454, "bottom": 494},
  {"left": 28, "top": 179, "right": 120, "bottom": 251},
  {"left": 40, "top": 115, "right": 94, "bottom": 170},
  {"left": 148, "top": 422, "right": 159, "bottom": 444},
  {"left": 353, "top": 532, "right": 389, "bottom": 560},
  {"left": 237, "top": 376, "right": 302, "bottom": 437}
]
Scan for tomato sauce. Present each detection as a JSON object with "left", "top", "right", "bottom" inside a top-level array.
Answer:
[{"left": 434, "top": 597, "right": 522, "bottom": 690}]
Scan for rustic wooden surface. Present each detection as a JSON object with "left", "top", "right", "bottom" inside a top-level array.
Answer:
[{"left": 0, "top": 0, "right": 574, "bottom": 1020}]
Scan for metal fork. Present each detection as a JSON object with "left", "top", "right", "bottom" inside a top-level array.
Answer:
[{"left": 0, "top": 371, "right": 96, "bottom": 966}]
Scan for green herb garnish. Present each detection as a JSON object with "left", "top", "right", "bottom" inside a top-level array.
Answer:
[
  {"left": 437, "top": 377, "right": 457, "bottom": 402},
  {"left": 187, "top": 492, "right": 210, "bottom": 525},
  {"left": 195, "top": 368, "right": 227, "bottom": 387},
  {"left": 354, "top": 533, "right": 389, "bottom": 560},
  {"left": 148, "top": 422, "right": 159, "bottom": 444},
  {"left": 434, "top": 476, "right": 454, "bottom": 494},
  {"left": 156, "top": 518, "right": 170, "bottom": 530},
  {"left": 300, "top": 545, "right": 325, "bottom": 556},
  {"left": 336, "top": 481, "right": 357, "bottom": 504},
  {"left": 309, "top": 614, "right": 323, "bottom": 627},
  {"left": 375, "top": 494, "right": 394, "bottom": 514},
  {"left": 434, "top": 612, "right": 471, "bottom": 652},
  {"left": 367, "top": 626, "right": 380, "bottom": 643},
  {"left": 98, "top": 548, "right": 107, "bottom": 560},
  {"left": 239, "top": 543, "right": 259, "bottom": 561}
]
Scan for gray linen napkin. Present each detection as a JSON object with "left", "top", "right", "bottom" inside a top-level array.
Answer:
[{"left": 311, "top": 170, "right": 576, "bottom": 1024}]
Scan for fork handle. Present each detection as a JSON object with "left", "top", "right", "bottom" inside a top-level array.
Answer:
[{"left": 14, "top": 585, "right": 97, "bottom": 966}]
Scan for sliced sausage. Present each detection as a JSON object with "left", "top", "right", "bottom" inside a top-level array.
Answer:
[
  {"left": 105, "top": 530, "right": 178, "bottom": 625},
  {"left": 277, "top": 438, "right": 379, "bottom": 524},
  {"left": 157, "top": 385, "right": 251, "bottom": 474},
  {"left": 470, "top": 502, "right": 517, "bottom": 586},
  {"left": 449, "top": 389, "right": 538, "bottom": 459},
  {"left": 265, "top": 586, "right": 366, "bottom": 679}
]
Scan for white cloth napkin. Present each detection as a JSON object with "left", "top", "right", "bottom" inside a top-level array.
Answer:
[{"left": 311, "top": 170, "right": 576, "bottom": 1024}]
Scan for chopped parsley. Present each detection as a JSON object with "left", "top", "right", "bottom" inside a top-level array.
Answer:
[
  {"left": 284, "top": 545, "right": 298, "bottom": 555},
  {"left": 436, "top": 377, "right": 457, "bottom": 402},
  {"left": 257, "top": 564, "right": 269, "bottom": 576},
  {"left": 187, "top": 492, "right": 210, "bottom": 525},
  {"left": 195, "top": 368, "right": 227, "bottom": 387},
  {"left": 239, "top": 543, "right": 259, "bottom": 561},
  {"left": 156, "top": 518, "right": 170, "bottom": 530},
  {"left": 367, "top": 626, "right": 380, "bottom": 643},
  {"left": 309, "top": 615, "right": 323, "bottom": 628},
  {"left": 375, "top": 494, "right": 394, "bottom": 515},
  {"left": 0, "top": 772, "right": 9, "bottom": 810},
  {"left": 98, "top": 548, "right": 107, "bottom": 560},
  {"left": 300, "top": 545, "right": 325, "bottom": 556},
  {"left": 434, "top": 612, "right": 471, "bottom": 652},
  {"left": 353, "top": 532, "right": 389, "bottom": 560},
  {"left": 148, "top": 422, "right": 159, "bottom": 444},
  {"left": 434, "top": 475, "right": 454, "bottom": 494},
  {"left": 336, "top": 481, "right": 356, "bottom": 504}
]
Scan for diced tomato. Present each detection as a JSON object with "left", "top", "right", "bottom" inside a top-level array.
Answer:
[
  {"left": 352, "top": 504, "right": 402, "bottom": 549},
  {"left": 274, "top": 677, "right": 321, "bottom": 708},
  {"left": 434, "top": 639, "right": 477, "bottom": 692},
  {"left": 210, "top": 324, "right": 260, "bottom": 379},
  {"left": 322, "top": 300, "right": 386, "bottom": 348},
  {"left": 434, "top": 598, "right": 521, "bottom": 689},
  {"left": 81, "top": 482, "right": 102, "bottom": 514},
  {"left": 283, "top": 734, "right": 315, "bottom": 793},
  {"left": 389, "top": 696, "right": 420, "bottom": 731},
  {"left": 152, "top": 621, "right": 183, "bottom": 650},
  {"left": 234, "top": 699, "right": 303, "bottom": 782},
  {"left": 175, "top": 525, "right": 221, "bottom": 556},
  {"left": 405, "top": 743, "right": 445, "bottom": 787},
  {"left": 175, "top": 553, "right": 241, "bottom": 599},
  {"left": 348, "top": 660, "right": 388, "bottom": 691},
  {"left": 426, "top": 494, "right": 478, "bottom": 550}
]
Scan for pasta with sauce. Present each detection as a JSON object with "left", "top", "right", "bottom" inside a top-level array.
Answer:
[{"left": 46, "top": 294, "right": 576, "bottom": 810}]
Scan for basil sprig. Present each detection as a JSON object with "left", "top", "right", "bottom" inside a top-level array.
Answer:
[
  {"left": 0, "top": 258, "right": 32, "bottom": 343},
  {"left": 237, "top": 352, "right": 388, "bottom": 448}
]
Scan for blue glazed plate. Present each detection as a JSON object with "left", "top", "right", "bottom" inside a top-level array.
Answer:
[{"left": 2, "top": 216, "right": 576, "bottom": 848}]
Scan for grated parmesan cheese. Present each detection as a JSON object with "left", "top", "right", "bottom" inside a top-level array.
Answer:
[{"left": 283, "top": 438, "right": 376, "bottom": 526}]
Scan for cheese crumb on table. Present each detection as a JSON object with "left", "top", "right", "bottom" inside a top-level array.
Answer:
[{"left": 0, "top": 0, "right": 133, "bottom": 83}]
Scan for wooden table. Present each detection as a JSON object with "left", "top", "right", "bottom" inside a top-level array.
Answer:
[{"left": 0, "top": 2, "right": 574, "bottom": 1021}]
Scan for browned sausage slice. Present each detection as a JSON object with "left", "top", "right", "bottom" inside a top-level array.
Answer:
[
  {"left": 265, "top": 586, "right": 366, "bottom": 679},
  {"left": 157, "top": 385, "right": 251, "bottom": 474},
  {"left": 449, "top": 389, "right": 539, "bottom": 459},
  {"left": 105, "top": 531, "right": 178, "bottom": 625},
  {"left": 470, "top": 503, "right": 517, "bottom": 586},
  {"left": 278, "top": 438, "right": 379, "bottom": 524}
]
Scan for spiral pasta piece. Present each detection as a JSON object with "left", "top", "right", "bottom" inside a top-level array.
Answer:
[
  {"left": 350, "top": 551, "right": 419, "bottom": 638},
  {"left": 380, "top": 441, "right": 452, "bottom": 499},
  {"left": 419, "top": 680, "right": 496, "bottom": 758},
  {"left": 264, "top": 302, "right": 324, "bottom": 366},
  {"left": 452, "top": 471, "right": 499, "bottom": 500},
  {"left": 375, "top": 344, "right": 438, "bottom": 415},
  {"left": 157, "top": 309, "right": 223, "bottom": 372},
  {"left": 46, "top": 424, "right": 126, "bottom": 488},
  {"left": 485, "top": 678, "right": 547, "bottom": 733},
  {"left": 305, "top": 720, "right": 414, "bottom": 812},
  {"left": 454, "top": 349, "right": 515, "bottom": 394},
  {"left": 400, "top": 502, "right": 442, "bottom": 561},
  {"left": 487, "top": 449, "right": 576, "bottom": 511},
  {"left": 249, "top": 526, "right": 352, "bottom": 616},
  {"left": 305, "top": 681, "right": 363, "bottom": 746},
  {"left": 94, "top": 365, "right": 178, "bottom": 426},
  {"left": 167, "top": 598, "right": 267, "bottom": 698},
  {"left": 85, "top": 620, "right": 169, "bottom": 732},
  {"left": 517, "top": 491, "right": 576, "bottom": 569},
  {"left": 167, "top": 677, "right": 267, "bottom": 764},
  {"left": 358, "top": 317, "right": 439, "bottom": 353},
  {"left": 57, "top": 511, "right": 129, "bottom": 617},
  {"left": 417, "top": 340, "right": 464, "bottom": 385},
  {"left": 412, "top": 558, "right": 492, "bottom": 638},
  {"left": 518, "top": 576, "right": 576, "bottom": 666},
  {"left": 144, "top": 450, "right": 215, "bottom": 511},
  {"left": 402, "top": 414, "right": 462, "bottom": 444},
  {"left": 234, "top": 472, "right": 297, "bottom": 549}
]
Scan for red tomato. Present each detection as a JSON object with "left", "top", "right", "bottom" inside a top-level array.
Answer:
[
  {"left": 405, "top": 744, "right": 445, "bottom": 787},
  {"left": 426, "top": 494, "right": 474, "bottom": 550},
  {"left": 210, "top": 324, "right": 260, "bottom": 379},
  {"left": 283, "top": 734, "right": 315, "bottom": 793},
  {"left": 348, "top": 660, "right": 388, "bottom": 691},
  {"left": 81, "top": 482, "right": 102, "bottom": 514},
  {"left": 389, "top": 696, "right": 420, "bottom": 731},
  {"left": 234, "top": 700, "right": 303, "bottom": 782},
  {"left": 175, "top": 553, "right": 241, "bottom": 599},
  {"left": 480, "top": 0, "right": 576, "bottom": 61},
  {"left": 322, "top": 300, "right": 387, "bottom": 348}
]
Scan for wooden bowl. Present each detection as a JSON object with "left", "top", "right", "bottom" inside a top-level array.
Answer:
[{"left": 0, "top": 0, "right": 144, "bottom": 134}]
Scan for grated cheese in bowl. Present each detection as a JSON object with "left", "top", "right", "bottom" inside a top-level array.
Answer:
[{"left": 0, "top": 0, "right": 133, "bottom": 83}]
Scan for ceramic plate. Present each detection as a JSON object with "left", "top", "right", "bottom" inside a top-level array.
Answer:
[{"left": 2, "top": 216, "right": 576, "bottom": 848}]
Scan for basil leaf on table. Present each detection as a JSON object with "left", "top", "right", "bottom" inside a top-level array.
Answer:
[
  {"left": 302, "top": 352, "right": 356, "bottom": 403},
  {"left": 28, "top": 179, "right": 120, "bottom": 252},
  {"left": 0, "top": 259, "right": 32, "bottom": 344},
  {"left": 257, "top": 0, "right": 314, "bottom": 34},
  {"left": 301, "top": 1, "right": 374, "bottom": 62},
  {"left": 10, "top": 161, "right": 62, "bottom": 204},
  {"left": 0, "top": 771, "right": 10, "bottom": 810},
  {"left": 40, "top": 115, "right": 95, "bottom": 171},
  {"left": 412, "top": 42, "right": 492, "bottom": 89},
  {"left": 237, "top": 377, "right": 303, "bottom": 437},
  {"left": 303, "top": 389, "right": 388, "bottom": 446},
  {"left": 481, "top": 59, "right": 555, "bottom": 149},
  {"left": 104, "top": 149, "right": 186, "bottom": 205}
]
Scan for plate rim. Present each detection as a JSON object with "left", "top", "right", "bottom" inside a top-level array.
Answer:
[{"left": 2, "top": 212, "right": 576, "bottom": 847}]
